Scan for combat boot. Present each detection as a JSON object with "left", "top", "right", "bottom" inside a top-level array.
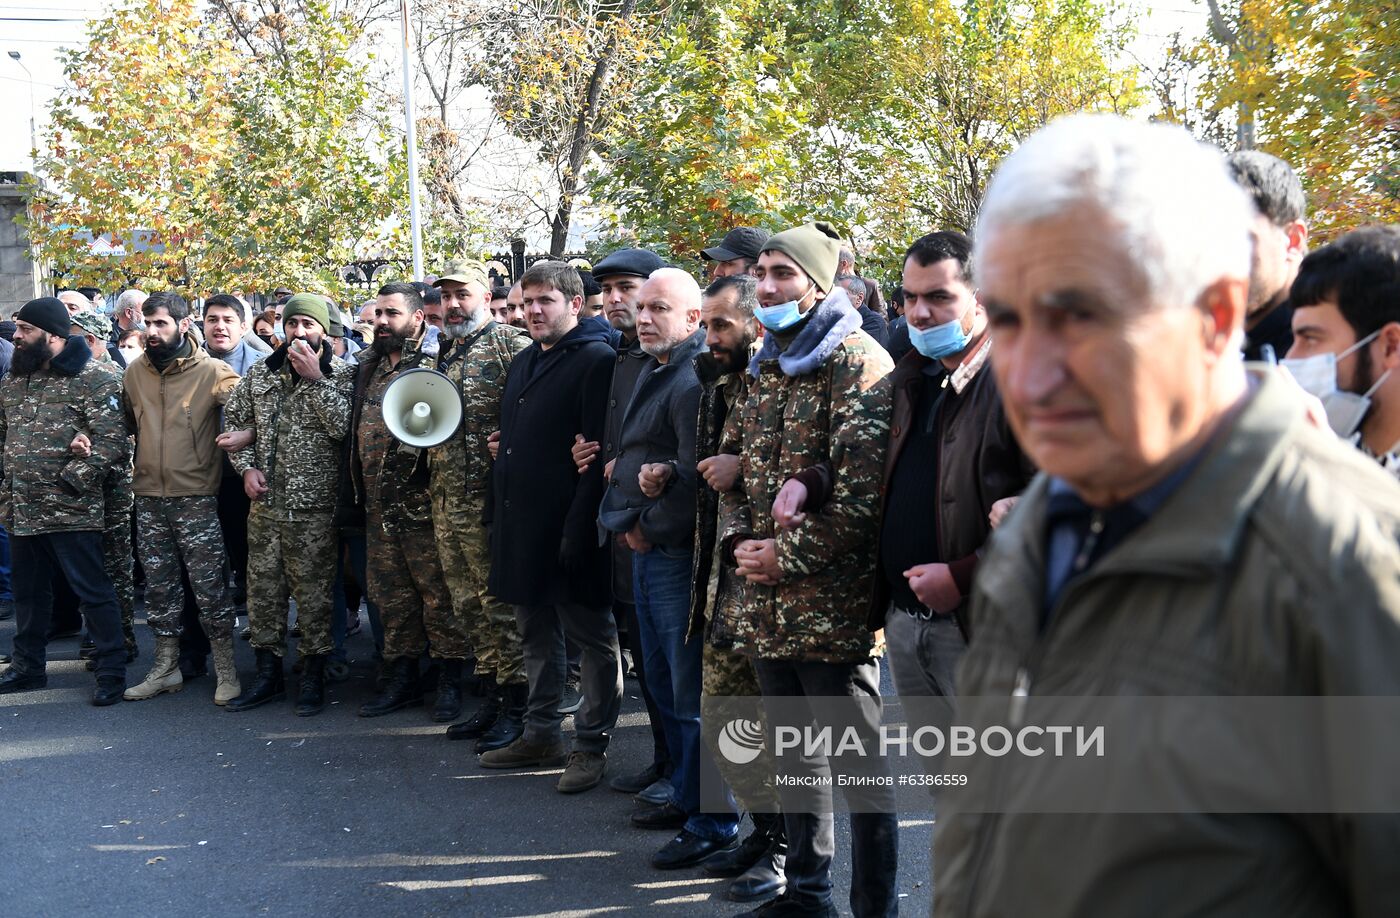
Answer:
[
  {"left": 358, "top": 657, "right": 423, "bottom": 717},
  {"left": 123, "top": 636, "right": 183, "bottom": 701},
  {"left": 476, "top": 680, "right": 528, "bottom": 754},
  {"left": 446, "top": 674, "right": 499, "bottom": 740},
  {"left": 432, "top": 659, "right": 464, "bottom": 723},
  {"left": 210, "top": 636, "right": 241, "bottom": 706},
  {"left": 224, "top": 648, "right": 285, "bottom": 712},
  {"left": 295, "top": 655, "right": 327, "bottom": 717}
]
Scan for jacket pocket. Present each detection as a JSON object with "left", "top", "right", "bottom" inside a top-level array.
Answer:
[{"left": 185, "top": 406, "right": 210, "bottom": 468}]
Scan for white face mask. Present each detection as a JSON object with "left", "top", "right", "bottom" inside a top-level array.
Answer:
[
  {"left": 120, "top": 346, "right": 142, "bottom": 365},
  {"left": 1280, "top": 328, "right": 1388, "bottom": 437}
]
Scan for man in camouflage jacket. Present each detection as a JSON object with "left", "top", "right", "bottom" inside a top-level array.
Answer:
[
  {"left": 0, "top": 297, "right": 128, "bottom": 705},
  {"left": 339, "top": 283, "right": 466, "bottom": 722},
  {"left": 70, "top": 310, "right": 138, "bottom": 663},
  {"left": 717, "top": 223, "right": 898, "bottom": 918},
  {"left": 428, "top": 262, "right": 531, "bottom": 751},
  {"left": 221, "top": 294, "right": 354, "bottom": 716}
]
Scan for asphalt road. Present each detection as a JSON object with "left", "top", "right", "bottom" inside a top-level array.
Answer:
[{"left": 0, "top": 618, "right": 933, "bottom": 917}]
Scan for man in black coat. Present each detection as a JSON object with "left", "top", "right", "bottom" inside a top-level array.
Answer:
[{"left": 481, "top": 261, "right": 623, "bottom": 795}]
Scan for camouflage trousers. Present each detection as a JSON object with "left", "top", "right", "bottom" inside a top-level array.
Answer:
[
  {"left": 432, "top": 495, "right": 525, "bottom": 685},
  {"left": 103, "top": 468, "right": 136, "bottom": 654},
  {"left": 246, "top": 505, "right": 336, "bottom": 657},
  {"left": 134, "top": 495, "right": 234, "bottom": 641},
  {"left": 701, "top": 641, "right": 780, "bottom": 814},
  {"left": 367, "top": 511, "right": 466, "bottom": 661}
]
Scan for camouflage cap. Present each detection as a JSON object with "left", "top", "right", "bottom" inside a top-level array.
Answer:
[
  {"left": 70, "top": 309, "right": 112, "bottom": 339},
  {"left": 434, "top": 260, "right": 489, "bottom": 289}
]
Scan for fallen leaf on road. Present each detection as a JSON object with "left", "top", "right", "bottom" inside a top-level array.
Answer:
[{"left": 145, "top": 856, "right": 166, "bottom": 866}]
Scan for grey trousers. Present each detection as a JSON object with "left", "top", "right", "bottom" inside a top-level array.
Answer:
[
  {"left": 885, "top": 605, "right": 966, "bottom": 698},
  {"left": 515, "top": 602, "right": 622, "bottom": 753}
]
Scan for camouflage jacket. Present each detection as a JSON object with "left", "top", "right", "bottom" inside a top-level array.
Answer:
[
  {"left": 718, "top": 292, "right": 893, "bottom": 662},
  {"left": 225, "top": 341, "right": 354, "bottom": 519},
  {"left": 429, "top": 321, "right": 530, "bottom": 510},
  {"left": 347, "top": 334, "right": 434, "bottom": 532},
  {"left": 0, "top": 336, "right": 127, "bottom": 536}
]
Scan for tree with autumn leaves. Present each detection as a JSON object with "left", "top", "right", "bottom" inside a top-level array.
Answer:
[{"left": 25, "top": 0, "right": 404, "bottom": 296}]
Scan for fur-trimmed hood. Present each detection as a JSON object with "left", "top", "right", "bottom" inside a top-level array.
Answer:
[
  {"left": 49, "top": 334, "right": 93, "bottom": 377},
  {"left": 748, "top": 287, "right": 862, "bottom": 378}
]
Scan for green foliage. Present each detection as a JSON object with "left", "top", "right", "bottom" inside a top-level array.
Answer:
[
  {"left": 592, "top": 0, "right": 1139, "bottom": 283},
  {"left": 1191, "top": 0, "right": 1400, "bottom": 239},
  {"left": 24, "top": 0, "right": 404, "bottom": 298}
]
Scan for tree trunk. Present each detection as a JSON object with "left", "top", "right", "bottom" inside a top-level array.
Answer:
[{"left": 548, "top": 0, "right": 638, "bottom": 256}]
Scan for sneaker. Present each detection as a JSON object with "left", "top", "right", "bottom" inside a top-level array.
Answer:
[
  {"left": 556, "top": 750, "right": 606, "bottom": 794},
  {"left": 557, "top": 677, "right": 583, "bottom": 714}
]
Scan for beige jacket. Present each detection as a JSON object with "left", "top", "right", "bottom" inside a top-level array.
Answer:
[{"left": 123, "top": 333, "right": 240, "bottom": 497}]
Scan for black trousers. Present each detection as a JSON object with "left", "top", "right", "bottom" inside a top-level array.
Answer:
[
  {"left": 216, "top": 472, "right": 250, "bottom": 595},
  {"left": 12, "top": 531, "right": 126, "bottom": 679},
  {"left": 753, "top": 657, "right": 899, "bottom": 918}
]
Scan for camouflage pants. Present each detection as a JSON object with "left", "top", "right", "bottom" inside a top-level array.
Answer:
[
  {"left": 134, "top": 495, "right": 233, "bottom": 640},
  {"left": 103, "top": 469, "right": 136, "bottom": 654},
  {"left": 367, "top": 512, "right": 466, "bottom": 661},
  {"left": 432, "top": 495, "right": 525, "bottom": 684},
  {"left": 701, "top": 641, "right": 780, "bottom": 814},
  {"left": 246, "top": 506, "right": 336, "bottom": 657}
]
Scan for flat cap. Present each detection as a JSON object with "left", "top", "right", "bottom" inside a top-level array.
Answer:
[{"left": 591, "top": 248, "right": 667, "bottom": 281}]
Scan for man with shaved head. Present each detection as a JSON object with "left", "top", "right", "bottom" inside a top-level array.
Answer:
[{"left": 598, "top": 267, "right": 740, "bottom": 868}]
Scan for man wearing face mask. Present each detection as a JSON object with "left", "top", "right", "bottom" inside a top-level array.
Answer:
[
  {"left": 1284, "top": 225, "right": 1400, "bottom": 475},
  {"left": 218, "top": 294, "right": 354, "bottom": 715},
  {"left": 777, "top": 232, "right": 1034, "bottom": 699},
  {"left": 122, "top": 292, "right": 242, "bottom": 706},
  {"left": 428, "top": 261, "right": 531, "bottom": 741},
  {"left": 719, "top": 221, "right": 897, "bottom": 918}
]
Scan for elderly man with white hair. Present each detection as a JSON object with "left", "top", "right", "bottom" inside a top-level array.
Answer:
[
  {"left": 596, "top": 267, "right": 742, "bottom": 869},
  {"left": 933, "top": 115, "right": 1400, "bottom": 915}
]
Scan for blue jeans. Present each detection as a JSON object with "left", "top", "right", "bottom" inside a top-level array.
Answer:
[
  {"left": 634, "top": 547, "right": 739, "bottom": 843},
  {"left": 0, "top": 522, "right": 11, "bottom": 602}
]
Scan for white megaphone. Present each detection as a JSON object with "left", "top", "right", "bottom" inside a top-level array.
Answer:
[{"left": 381, "top": 367, "right": 463, "bottom": 449}]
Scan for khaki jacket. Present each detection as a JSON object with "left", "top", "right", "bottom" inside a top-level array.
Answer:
[
  {"left": 935, "top": 370, "right": 1400, "bottom": 917},
  {"left": 123, "top": 334, "right": 241, "bottom": 497}
]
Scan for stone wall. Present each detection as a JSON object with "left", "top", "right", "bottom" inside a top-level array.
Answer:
[{"left": 0, "top": 173, "right": 42, "bottom": 312}]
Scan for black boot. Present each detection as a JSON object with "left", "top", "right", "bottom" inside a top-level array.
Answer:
[
  {"left": 706, "top": 812, "right": 783, "bottom": 877},
  {"left": 475, "top": 680, "right": 528, "bottom": 753},
  {"left": 224, "top": 648, "right": 285, "bottom": 712},
  {"left": 728, "top": 817, "right": 788, "bottom": 903},
  {"left": 432, "top": 659, "right": 464, "bottom": 723},
  {"left": 445, "top": 675, "right": 500, "bottom": 740},
  {"left": 294, "top": 655, "right": 327, "bottom": 717},
  {"left": 358, "top": 657, "right": 422, "bottom": 717}
]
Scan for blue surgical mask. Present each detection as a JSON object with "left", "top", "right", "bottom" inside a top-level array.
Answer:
[
  {"left": 273, "top": 321, "right": 285, "bottom": 339},
  {"left": 754, "top": 283, "right": 815, "bottom": 332},
  {"left": 909, "top": 304, "right": 973, "bottom": 359}
]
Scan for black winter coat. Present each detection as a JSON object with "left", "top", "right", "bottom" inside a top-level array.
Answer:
[{"left": 487, "top": 320, "right": 615, "bottom": 606}]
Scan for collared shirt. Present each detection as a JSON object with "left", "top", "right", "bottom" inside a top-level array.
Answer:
[{"left": 1041, "top": 449, "right": 1206, "bottom": 627}]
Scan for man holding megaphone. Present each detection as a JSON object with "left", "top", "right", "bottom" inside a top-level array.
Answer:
[{"left": 336, "top": 282, "right": 469, "bottom": 721}]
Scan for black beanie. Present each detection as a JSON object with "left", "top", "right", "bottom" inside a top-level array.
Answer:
[{"left": 18, "top": 297, "right": 72, "bottom": 338}]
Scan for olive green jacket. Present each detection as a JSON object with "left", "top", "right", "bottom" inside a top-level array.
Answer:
[{"left": 935, "top": 369, "right": 1400, "bottom": 917}]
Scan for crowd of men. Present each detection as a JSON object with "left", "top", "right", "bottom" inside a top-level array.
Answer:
[{"left": 2, "top": 113, "right": 1399, "bottom": 917}]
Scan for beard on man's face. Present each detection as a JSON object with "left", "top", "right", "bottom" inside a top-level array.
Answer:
[
  {"left": 144, "top": 326, "right": 182, "bottom": 361},
  {"left": 708, "top": 335, "right": 756, "bottom": 375},
  {"left": 11, "top": 337, "right": 53, "bottom": 375}
]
